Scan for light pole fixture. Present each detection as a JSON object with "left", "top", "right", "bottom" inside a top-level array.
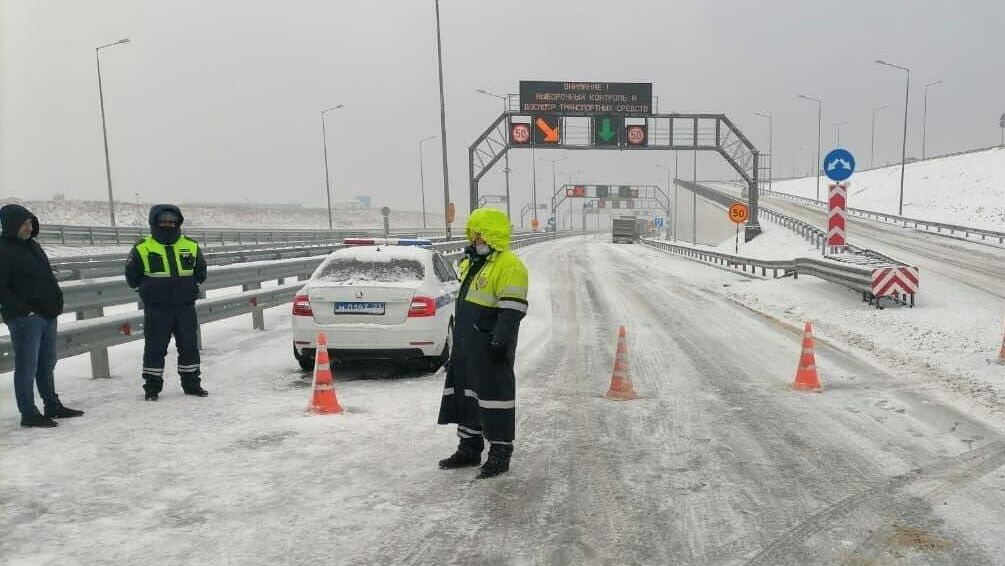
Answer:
[
  {"left": 433, "top": 0, "right": 452, "bottom": 238},
  {"left": 538, "top": 156, "right": 566, "bottom": 230},
  {"left": 475, "top": 88, "right": 512, "bottom": 220},
  {"left": 876, "top": 59, "right": 911, "bottom": 216},
  {"left": 418, "top": 135, "right": 437, "bottom": 229},
  {"left": 96, "top": 38, "right": 131, "bottom": 227},
  {"left": 832, "top": 121, "right": 848, "bottom": 146},
  {"left": 797, "top": 94, "right": 823, "bottom": 200},
  {"left": 655, "top": 163, "right": 673, "bottom": 240},
  {"left": 754, "top": 112, "right": 773, "bottom": 191},
  {"left": 321, "top": 104, "right": 344, "bottom": 230},
  {"left": 922, "top": 79, "right": 943, "bottom": 160},
  {"left": 871, "top": 105, "right": 887, "bottom": 169}
]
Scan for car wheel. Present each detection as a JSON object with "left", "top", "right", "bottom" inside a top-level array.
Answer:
[
  {"left": 424, "top": 320, "right": 452, "bottom": 372},
  {"left": 294, "top": 345, "right": 314, "bottom": 372}
]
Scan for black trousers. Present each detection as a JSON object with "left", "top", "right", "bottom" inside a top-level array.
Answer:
[{"left": 142, "top": 305, "right": 201, "bottom": 393}]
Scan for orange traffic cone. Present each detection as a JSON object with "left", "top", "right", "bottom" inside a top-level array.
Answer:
[
  {"left": 793, "top": 322, "right": 822, "bottom": 391},
  {"left": 308, "top": 333, "right": 344, "bottom": 414},
  {"left": 998, "top": 321, "right": 1005, "bottom": 364},
  {"left": 605, "top": 326, "right": 640, "bottom": 401}
]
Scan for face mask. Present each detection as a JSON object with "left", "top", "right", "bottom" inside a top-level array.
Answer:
[{"left": 475, "top": 243, "right": 491, "bottom": 256}]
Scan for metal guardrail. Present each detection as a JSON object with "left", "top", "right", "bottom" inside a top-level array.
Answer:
[
  {"left": 37, "top": 223, "right": 450, "bottom": 247},
  {"left": 760, "top": 189, "right": 1005, "bottom": 246},
  {"left": 640, "top": 238, "right": 877, "bottom": 299},
  {"left": 49, "top": 236, "right": 466, "bottom": 281},
  {"left": 0, "top": 233, "right": 569, "bottom": 375},
  {"left": 685, "top": 181, "right": 908, "bottom": 270}
]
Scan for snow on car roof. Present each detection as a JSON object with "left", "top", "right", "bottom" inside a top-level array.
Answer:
[{"left": 328, "top": 245, "right": 432, "bottom": 262}]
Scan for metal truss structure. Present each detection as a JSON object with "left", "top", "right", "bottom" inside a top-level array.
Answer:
[{"left": 468, "top": 112, "right": 763, "bottom": 240}]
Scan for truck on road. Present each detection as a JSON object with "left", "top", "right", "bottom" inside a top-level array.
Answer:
[{"left": 612, "top": 217, "right": 638, "bottom": 244}]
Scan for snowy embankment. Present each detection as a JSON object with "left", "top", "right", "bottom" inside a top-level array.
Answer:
[{"left": 769, "top": 146, "right": 1005, "bottom": 231}]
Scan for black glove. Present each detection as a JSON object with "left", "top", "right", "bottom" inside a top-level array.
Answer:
[{"left": 488, "top": 342, "right": 508, "bottom": 365}]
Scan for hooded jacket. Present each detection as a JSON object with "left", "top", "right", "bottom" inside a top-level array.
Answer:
[
  {"left": 0, "top": 204, "right": 64, "bottom": 321},
  {"left": 438, "top": 208, "right": 529, "bottom": 442},
  {"left": 125, "top": 204, "right": 207, "bottom": 307}
]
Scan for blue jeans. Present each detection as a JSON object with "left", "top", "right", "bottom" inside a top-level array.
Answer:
[{"left": 6, "top": 315, "right": 60, "bottom": 416}]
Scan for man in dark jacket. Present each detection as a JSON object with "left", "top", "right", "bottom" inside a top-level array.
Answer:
[
  {"left": 0, "top": 204, "right": 84, "bottom": 427},
  {"left": 125, "top": 204, "right": 208, "bottom": 401},
  {"left": 437, "top": 208, "right": 529, "bottom": 479}
]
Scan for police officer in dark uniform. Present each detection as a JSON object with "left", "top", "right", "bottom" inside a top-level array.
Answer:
[{"left": 125, "top": 205, "right": 208, "bottom": 401}]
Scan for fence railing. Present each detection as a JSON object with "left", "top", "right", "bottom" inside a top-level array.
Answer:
[
  {"left": 1, "top": 233, "right": 568, "bottom": 376},
  {"left": 760, "top": 189, "right": 1005, "bottom": 246},
  {"left": 38, "top": 224, "right": 450, "bottom": 247},
  {"left": 640, "top": 239, "right": 876, "bottom": 298}
]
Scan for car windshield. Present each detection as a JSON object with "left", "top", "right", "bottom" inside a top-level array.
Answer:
[{"left": 314, "top": 257, "right": 425, "bottom": 284}]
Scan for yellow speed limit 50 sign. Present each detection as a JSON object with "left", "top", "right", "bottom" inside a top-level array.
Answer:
[{"left": 728, "top": 202, "right": 749, "bottom": 224}]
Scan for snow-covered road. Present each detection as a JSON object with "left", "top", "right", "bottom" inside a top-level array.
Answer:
[{"left": 4, "top": 237, "right": 1005, "bottom": 565}]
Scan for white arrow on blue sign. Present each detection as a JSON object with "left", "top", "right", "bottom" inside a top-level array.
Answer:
[
  {"left": 823, "top": 148, "right": 855, "bottom": 182},
  {"left": 654, "top": 218, "right": 665, "bottom": 228}
]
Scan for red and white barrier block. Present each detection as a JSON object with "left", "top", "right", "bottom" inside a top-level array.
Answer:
[
  {"left": 871, "top": 266, "right": 920, "bottom": 306},
  {"left": 827, "top": 182, "right": 848, "bottom": 252}
]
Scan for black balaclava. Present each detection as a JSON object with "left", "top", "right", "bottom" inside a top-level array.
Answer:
[
  {"left": 0, "top": 204, "right": 39, "bottom": 243},
  {"left": 148, "top": 204, "right": 184, "bottom": 245}
]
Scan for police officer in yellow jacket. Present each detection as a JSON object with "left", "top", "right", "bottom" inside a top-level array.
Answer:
[
  {"left": 438, "top": 208, "right": 529, "bottom": 479},
  {"left": 125, "top": 205, "right": 208, "bottom": 401}
]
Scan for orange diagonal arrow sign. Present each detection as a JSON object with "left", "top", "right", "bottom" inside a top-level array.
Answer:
[{"left": 535, "top": 117, "right": 560, "bottom": 142}]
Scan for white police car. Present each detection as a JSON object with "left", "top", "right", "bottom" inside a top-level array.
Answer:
[{"left": 291, "top": 238, "right": 460, "bottom": 371}]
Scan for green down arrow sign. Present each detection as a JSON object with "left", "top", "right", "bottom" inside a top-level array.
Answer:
[{"left": 594, "top": 115, "right": 622, "bottom": 146}]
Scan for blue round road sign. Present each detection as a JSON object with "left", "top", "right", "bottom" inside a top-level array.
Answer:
[{"left": 823, "top": 148, "right": 855, "bottom": 182}]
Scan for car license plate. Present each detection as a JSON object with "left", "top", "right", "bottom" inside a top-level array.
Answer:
[{"left": 333, "top": 301, "right": 385, "bottom": 315}]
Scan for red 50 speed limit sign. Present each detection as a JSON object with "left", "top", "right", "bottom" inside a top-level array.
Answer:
[
  {"left": 728, "top": 202, "right": 749, "bottom": 224},
  {"left": 510, "top": 123, "right": 531, "bottom": 144}
]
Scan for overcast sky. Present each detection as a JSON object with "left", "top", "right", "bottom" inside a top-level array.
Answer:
[{"left": 2, "top": 0, "right": 1003, "bottom": 217}]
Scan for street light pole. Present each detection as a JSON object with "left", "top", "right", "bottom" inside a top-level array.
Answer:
[
  {"left": 656, "top": 163, "right": 672, "bottom": 239},
  {"left": 321, "top": 104, "right": 344, "bottom": 231},
  {"left": 433, "top": 0, "right": 452, "bottom": 238},
  {"left": 418, "top": 135, "right": 437, "bottom": 229},
  {"left": 921, "top": 79, "right": 943, "bottom": 160},
  {"left": 476, "top": 89, "right": 512, "bottom": 220},
  {"left": 96, "top": 38, "right": 130, "bottom": 227},
  {"left": 673, "top": 150, "right": 679, "bottom": 241},
  {"left": 797, "top": 94, "right": 823, "bottom": 201},
  {"left": 754, "top": 113, "right": 773, "bottom": 191},
  {"left": 871, "top": 105, "right": 887, "bottom": 169},
  {"left": 538, "top": 156, "right": 566, "bottom": 231},
  {"left": 876, "top": 59, "right": 911, "bottom": 216},
  {"left": 832, "top": 121, "right": 848, "bottom": 146}
]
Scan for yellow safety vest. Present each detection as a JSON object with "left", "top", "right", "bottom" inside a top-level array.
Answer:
[
  {"left": 459, "top": 251, "right": 529, "bottom": 313},
  {"left": 135, "top": 236, "right": 199, "bottom": 278}
]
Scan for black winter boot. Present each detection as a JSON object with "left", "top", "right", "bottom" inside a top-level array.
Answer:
[
  {"left": 476, "top": 455, "right": 510, "bottom": 479},
  {"left": 145, "top": 391, "right": 159, "bottom": 401},
  {"left": 438, "top": 450, "right": 481, "bottom": 469},
  {"left": 183, "top": 386, "right": 209, "bottom": 397},
  {"left": 21, "top": 414, "right": 58, "bottom": 428},
  {"left": 44, "top": 404, "right": 84, "bottom": 419}
]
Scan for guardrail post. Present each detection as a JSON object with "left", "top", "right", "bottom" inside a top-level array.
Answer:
[
  {"left": 88, "top": 227, "right": 95, "bottom": 245},
  {"left": 77, "top": 307, "right": 111, "bottom": 378},
  {"left": 242, "top": 282, "right": 264, "bottom": 330}
]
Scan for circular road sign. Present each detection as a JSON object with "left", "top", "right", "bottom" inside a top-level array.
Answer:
[
  {"left": 380, "top": 206, "right": 391, "bottom": 217},
  {"left": 626, "top": 125, "right": 646, "bottom": 145},
  {"left": 531, "top": 218, "right": 540, "bottom": 230},
  {"left": 446, "top": 202, "right": 456, "bottom": 224},
  {"left": 823, "top": 148, "right": 855, "bottom": 182},
  {"left": 728, "top": 202, "right": 749, "bottom": 224},
  {"left": 511, "top": 123, "right": 531, "bottom": 144}
]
